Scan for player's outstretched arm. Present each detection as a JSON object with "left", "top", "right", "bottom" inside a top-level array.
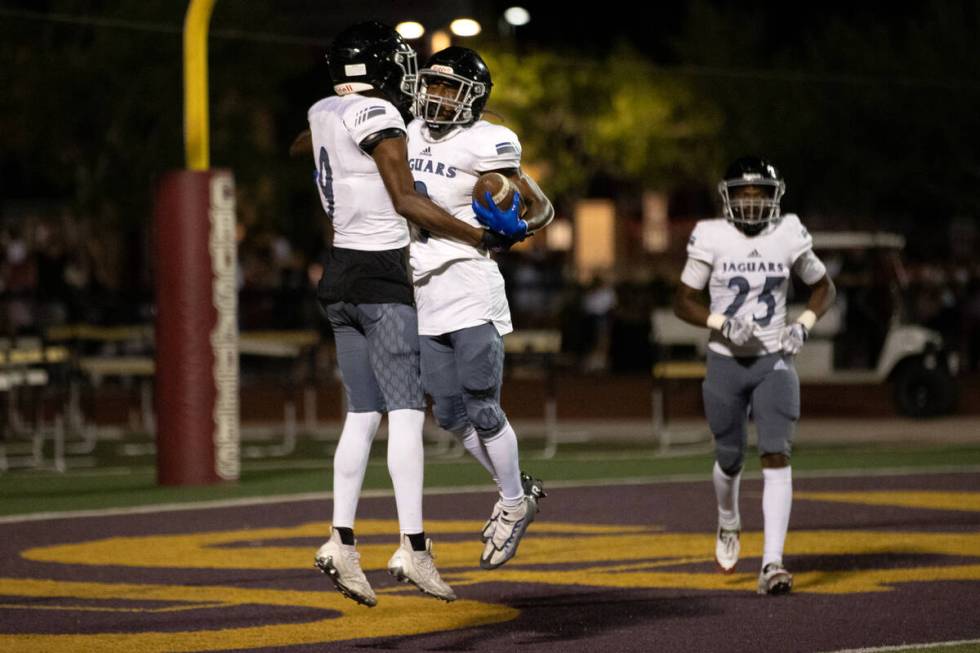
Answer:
[{"left": 371, "top": 134, "right": 485, "bottom": 247}]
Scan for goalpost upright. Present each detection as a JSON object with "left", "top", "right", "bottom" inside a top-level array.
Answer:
[{"left": 154, "top": 0, "right": 240, "bottom": 485}]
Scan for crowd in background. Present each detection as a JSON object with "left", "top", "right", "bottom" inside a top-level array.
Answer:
[{"left": 3, "top": 214, "right": 980, "bottom": 376}]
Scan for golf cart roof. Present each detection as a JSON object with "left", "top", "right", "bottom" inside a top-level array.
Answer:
[{"left": 810, "top": 232, "right": 906, "bottom": 250}]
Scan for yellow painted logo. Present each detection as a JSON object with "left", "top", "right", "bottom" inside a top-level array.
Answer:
[{"left": 1, "top": 490, "right": 978, "bottom": 651}]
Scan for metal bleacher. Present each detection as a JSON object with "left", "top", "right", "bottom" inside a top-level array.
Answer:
[
  {"left": 0, "top": 338, "right": 71, "bottom": 471},
  {"left": 0, "top": 325, "right": 325, "bottom": 472},
  {"left": 650, "top": 309, "right": 711, "bottom": 452}
]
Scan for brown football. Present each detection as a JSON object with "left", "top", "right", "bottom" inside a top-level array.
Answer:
[{"left": 472, "top": 172, "right": 518, "bottom": 212}]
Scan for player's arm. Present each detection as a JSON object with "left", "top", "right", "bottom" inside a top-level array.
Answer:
[
  {"left": 674, "top": 256, "right": 758, "bottom": 345},
  {"left": 673, "top": 253, "right": 717, "bottom": 328},
  {"left": 488, "top": 168, "right": 554, "bottom": 233},
  {"left": 673, "top": 278, "right": 712, "bottom": 328},
  {"left": 802, "top": 274, "right": 836, "bottom": 320},
  {"left": 780, "top": 250, "right": 837, "bottom": 354},
  {"left": 790, "top": 249, "right": 836, "bottom": 329},
  {"left": 289, "top": 129, "right": 312, "bottom": 158},
  {"left": 369, "top": 132, "right": 485, "bottom": 247}
]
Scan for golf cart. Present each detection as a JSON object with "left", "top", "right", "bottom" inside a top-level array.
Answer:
[{"left": 790, "top": 231, "right": 958, "bottom": 417}]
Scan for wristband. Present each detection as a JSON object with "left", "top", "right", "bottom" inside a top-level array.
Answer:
[
  {"left": 796, "top": 309, "right": 817, "bottom": 331},
  {"left": 706, "top": 313, "right": 727, "bottom": 331}
]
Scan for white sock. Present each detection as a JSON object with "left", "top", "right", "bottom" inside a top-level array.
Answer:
[
  {"left": 453, "top": 425, "right": 500, "bottom": 490},
  {"left": 762, "top": 466, "right": 793, "bottom": 568},
  {"left": 712, "top": 461, "right": 741, "bottom": 530},
  {"left": 332, "top": 411, "right": 382, "bottom": 528},
  {"left": 386, "top": 409, "right": 426, "bottom": 534},
  {"left": 483, "top": 421, "right": 522, "bottom": 506}
]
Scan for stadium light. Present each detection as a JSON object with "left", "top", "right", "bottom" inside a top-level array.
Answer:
[
  {"left": 503, "top": 7, "right": 531, "bottom": 27},
  {"left": 450, "top": 18, "right": 481, "bottom": 37},
  {"left": 395, "top": 21, "right": 425, "bottom": 40}
]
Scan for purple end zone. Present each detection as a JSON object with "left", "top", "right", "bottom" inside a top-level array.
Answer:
[{"left": 1, "top": 472, "right": 978, "bottom": 652}]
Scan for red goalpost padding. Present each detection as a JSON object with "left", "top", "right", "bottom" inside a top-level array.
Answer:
[{"left": 153, "top": 169, "right": 239, "bottom": 485}]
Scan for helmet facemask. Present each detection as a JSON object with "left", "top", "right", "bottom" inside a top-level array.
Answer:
[
  {"left": 391, "top": 46, "right": 419, "bottom": 101},
  {"left": 718, "top": 176, "right": 786, "bottom": 235},
  {"left": 414, "top": 66, "right": 487, "bottom": 127}
]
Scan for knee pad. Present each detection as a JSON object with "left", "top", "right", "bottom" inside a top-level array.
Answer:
[
  {"left": 432, "top": 395, "right": 468, "bottom": 433},
  {"left": 715, "top": 444, "right": 744, "bottom": 476},
  {"left": 758, "top": 430, "right": 793, "bottom": 458},
  {"left": 719, "top": 460, "right": 743, "bottom": 477},
  {"left": 464, "top": 391, "right": 506, "bottom": 439}
]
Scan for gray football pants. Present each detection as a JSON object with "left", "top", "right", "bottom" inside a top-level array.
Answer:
[
  {"left": 325, "top": 302, "right": 424, "bottom": 413},
  {"left": 420, "top": 322, "right": 507, "bottom": 439},
  {"left": 702, "top": 350, "right": 800, "bottom": 474}
]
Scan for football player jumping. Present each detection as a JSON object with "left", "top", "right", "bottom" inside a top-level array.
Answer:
[
  {"left": 407, "top": 47, "right": 554, "bottom": 569},
  {"left": 307, "top": 23, "right": 523, "bottom": 607},
  {"left": 673, "top": 156, "right": 836, "bottom": 595}
]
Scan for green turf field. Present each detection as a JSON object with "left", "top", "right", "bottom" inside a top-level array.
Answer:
[{"left": 2, "top": 440, "right": 979, "bottom": 517}]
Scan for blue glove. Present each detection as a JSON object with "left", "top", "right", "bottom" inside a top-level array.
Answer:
[{"left": 472, "top": 191, "right": 527, "bottom": 240}]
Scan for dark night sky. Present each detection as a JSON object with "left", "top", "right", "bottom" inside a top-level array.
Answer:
[{"left": 1, "top": 1, "right": 977, "bottom": 238}]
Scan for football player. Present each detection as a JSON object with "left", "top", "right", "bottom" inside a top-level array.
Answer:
[
  {"left": 407, "top": 46, "right": 554, "bottom": 569},
  {"left": 673, "top": 156, "right": 836, "bottom": 594},
  {"left": 307, "top": 22, "right": 523, "bottom": 607}
]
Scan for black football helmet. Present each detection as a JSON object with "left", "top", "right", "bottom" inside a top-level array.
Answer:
[
  {"left": 414, "top": 46, "right": 492, "bottom": 127},
  {"left": 326, "top": 21, "right": 418, "bottom": 111},
  {"left": 718, "top": 156, "right": 786, "bottom": 235}
]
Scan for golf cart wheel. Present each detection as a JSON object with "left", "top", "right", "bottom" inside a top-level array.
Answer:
[{"left": 892, "top": 357, "right": 956, "bottom": 418}]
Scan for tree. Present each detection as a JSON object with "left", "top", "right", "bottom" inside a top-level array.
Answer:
[
  {"left": 480, "top": 46, "right": 723, "bottom": 201},
  {"left": 670, "top": 0, "right": 980, "bottom": 249}
]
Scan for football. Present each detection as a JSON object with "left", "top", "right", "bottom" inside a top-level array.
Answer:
[{"left": 472, "top": 172, "right": 520, "bottom": 213}]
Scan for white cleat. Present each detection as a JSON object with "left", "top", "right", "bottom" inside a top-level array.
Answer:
[
  {"left": 480, "top": 495, "right": 537, "bottom": 570},
  {"left": 757, "top": 561, "right": 794, "bottom": 595},
  {"left": 715, "top": 526, "right": 741, "bottom": 573},
  {"left": 314, "top": 529, "right": 377, "bottom": 607},
  {"left": 481, "top": 499, "right": 504, "bottom": 543},
  {"left": 482, "top": 473, "right": 546, "bottom": 544},
  {"left": 387, "top": 535, "right": 457, "bottom": 603}
]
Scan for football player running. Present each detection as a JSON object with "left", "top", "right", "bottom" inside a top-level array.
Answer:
[
  {"left": 407, "top": 46, "right": 554, "bottom": 569},
  {"left": 673, "top": 156, "right": 836, "bottom": 595},
  {"left": 307, "top": 23, "right": 524, "bottom": 607}
]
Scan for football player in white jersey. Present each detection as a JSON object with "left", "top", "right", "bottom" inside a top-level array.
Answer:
[
  {"left": 407, "top": 47, "right": 554, "bottom": 569},
  {"left": 306, "top": 23, "right": 523, "bottom": 607},
  {"left": 673, "top": 156, "right": 836, "bottom": 594}
]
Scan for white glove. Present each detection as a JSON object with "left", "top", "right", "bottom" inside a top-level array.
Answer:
[
  {"left": 780, "top": 322, "right": 809, "bottom": 355},
  {"left": 720, "top": 316, "right": 758, "bottom": 346}
]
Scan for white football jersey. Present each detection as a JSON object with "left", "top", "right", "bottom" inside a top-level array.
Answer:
[
  {"left": 307, "top": 94, "right": 409, "bottom": 251},
  {"left": 684, "top": 214, "right": 824, "bottom": 357},
  {"left": 406, "top": 119, "right": 522, "bottom": 337}
]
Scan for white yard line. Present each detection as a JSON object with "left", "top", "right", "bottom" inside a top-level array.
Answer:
[
  {"left": 826, "top": 638, "right": 980, "bottom": 653},
  {"left": 1, "top": 465, "right": 979, "bottom": 524}
]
